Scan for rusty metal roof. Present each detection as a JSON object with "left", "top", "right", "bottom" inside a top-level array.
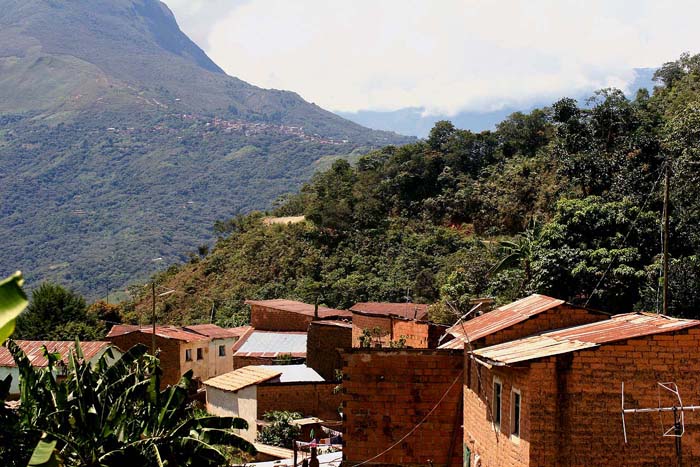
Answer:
[
  {"left": 227, "top": 325, "right": 252, "bottom": 337},
  {"left": 474, "top": 312, "right": 700, "bottom": 365},
  {"left": 0, "top": 341, "right": 114, "bottom": 367},
  {"left": 309, "top": 320, "right": 352, "bottom": 329},
  {"left": 204, "top": 366, "right": 282, "bottom": 392},
  {"left": 245, "top": 299, "right": 352, "bottom": 319},
  {"left": 350, "top": 302, "right": 430, "bottom": 320},
  {"left": 106, "top": 325, "right": 207, "bottom": 343},
  {"left": 183, "top": 324, "right": 239, "bottom": 339},
  {"left": 447, "top": 294, "right": 565, "bottom": 343},
  {"left": 232, "top": 330, "right": 307, "bottom": 358}
]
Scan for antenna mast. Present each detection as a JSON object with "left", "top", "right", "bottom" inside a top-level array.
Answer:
[{"left": 663, "top": 164, "right": 671, "bottom": 315}]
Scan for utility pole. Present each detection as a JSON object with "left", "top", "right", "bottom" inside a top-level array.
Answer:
[
  {"left": 151, "top": 281, "right": 156, "bottom": 355},
  {"left": 663, "top": 164, "right": 671, "bottom": 315}
]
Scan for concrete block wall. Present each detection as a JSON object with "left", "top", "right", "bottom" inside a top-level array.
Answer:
[{"left": 342, "top": 349, "right": 464, "bottom": 466}]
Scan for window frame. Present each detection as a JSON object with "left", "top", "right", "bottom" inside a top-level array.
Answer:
[
  {"left": 492, "top": 377, "right": 502, "bottom": 429},
  {"left": 218, "top": 344, "right": 226, "bottom": 357},
  {"left": 511, "top": 388, "right": 522, "bottom": 442},
  {"left": 196, "top": 347, "right": 204, "bottom": 360},
  {"left": 185, "top": 349, "right": 192, "bottom": 362}
]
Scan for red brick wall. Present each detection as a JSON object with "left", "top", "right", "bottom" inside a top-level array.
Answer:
[
  {"left": 352, "top": 314, "right": 392, "bottom": 347},
  {"left": 257, "top": 382, "right": 342, "bottom": 421},
  {"left": 107, "top": 332, "right": 183, "bottom": 387},
  {"left": 464, "top": 328, "right": 700, "bottom": 467},
  {"left": 392, "top": 319, "right": 447, "bottom": 349},
  {"left": 307, "top": 322, "right": 352, "bottom": 381},
  {"left": 250, "top": 305, "right": 313, "bottom": 331},
  {"left": 342, "top": 349, "right": 464, "bottom": 466}
]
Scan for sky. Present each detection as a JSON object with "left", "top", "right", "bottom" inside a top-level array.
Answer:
[{"left": 164, "top": 0, "right": 698, "bottom": 116}]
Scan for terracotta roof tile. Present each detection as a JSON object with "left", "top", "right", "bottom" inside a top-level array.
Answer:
[{"left": 0, "top": 341, "right": 114, "bottom": 367}]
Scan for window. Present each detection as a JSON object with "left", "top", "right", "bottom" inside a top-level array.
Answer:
[
  {"left": 185, "top": 349, "right": 192, "bottom": 361},
  {"left": 218, "top": 345, "right": 226, "bottom": 357},
  {"left": 197, "top": 348, "right": 204, "bottom": 360},
  {"left": 511, "top": 389, "right": 521, "bottom": 440},
  {"left": 492, "top": 379, "right": 502, "bottom": 428}
]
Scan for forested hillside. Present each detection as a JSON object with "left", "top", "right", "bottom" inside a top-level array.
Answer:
[
  {"left": 123, "top": 53, "right": 700, "bottom": 327},
  {"left": 0, "top": 0, "right": 409, "bottom": 297}
]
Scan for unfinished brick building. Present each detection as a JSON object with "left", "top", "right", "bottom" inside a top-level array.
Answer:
[
  {"left": 245, "top": 299, "right": 351, "bottom": 332},
  {"left": 464, "top": 312, "right": 700, "bottom": 467},
  {"left": 342, "top": 349, "right": 464, "bottom": 466},
  {"left": 350, "top": 302, "right": 446, "bottom": 348},
  {"left": 306, "top": 320, "right": 352, "bottom": 381}
]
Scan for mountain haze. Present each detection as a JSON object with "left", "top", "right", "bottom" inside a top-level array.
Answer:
[{"left": 0, "top": 0, "right": 410, "bottom": 297}]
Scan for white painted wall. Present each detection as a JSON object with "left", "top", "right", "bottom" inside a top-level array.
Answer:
[{"left": 205, "top": 384, "right": 259, "bottom": 442}]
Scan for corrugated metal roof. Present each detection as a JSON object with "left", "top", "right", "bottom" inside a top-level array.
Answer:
[
  {"left": 204, "top": 366, "right": 281, "bottom": 392},
  {"left": 447, "top": 294, "right": 565, "bottom": 343},
  {"left": 106, "top": 325, "right": 207, "bottom": 343},
  {"left": 251, "top": 443, "right": 295, "bottom": 461},
  {"left": 183, "top": 324, "right": 239, "bottom": 339},
  {"left": 256, "top": 364, "right": 324, "bottom": 383},
  {"left": 232, "top": 330, "right": 307, "bottom": 357},
  {"left": 245, "top": 299, "right": 352, "bottom": 319},
  {"left": 0, "top": 341, "right": 114, "bottom": 367},
  {"left": 227, "top": 325, "right": 252, "bottom": 337},
  {"left": 474, "top": 312, "right": 700, "bottom": 365},
  {"left": 350, "top": 302, "right": 430, "bottom": 320},
  {"left": 438, "top": 338, "right": 463, "bottom": 350},
  {"left": 309, "top": 320, "right": 352, "bottom": 329}
]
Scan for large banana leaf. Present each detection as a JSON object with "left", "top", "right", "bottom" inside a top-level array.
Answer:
[{"left": 0, "top": 271, "right": 28, "bottom": 344}]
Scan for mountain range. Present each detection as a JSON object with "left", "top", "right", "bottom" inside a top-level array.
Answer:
[{"left": 0, "top": 0, "right": 410, "bottom": 298}]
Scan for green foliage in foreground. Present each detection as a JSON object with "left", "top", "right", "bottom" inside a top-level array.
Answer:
[
  {"left": 0, "top": 272, "right": 28, "bottom": 344},
  {"left": 0, "top": 343, "right": 256, "bottom": 467},
  {"left": 257, "top": 411, "right": 303, "bottom": 449}
]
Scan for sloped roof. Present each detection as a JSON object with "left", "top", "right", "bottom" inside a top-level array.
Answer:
[
  {"left": 232, "top": 330, "right": 307, "bottom": 357},
  {"left": 0, "top": 341, "right": 114, "bottom": 368},
  {"left": 204, "top": 364, "right": 324, "bottom": 392},
  {"left": 350, "top": 302, "right": 430, "bottom": 320},
  {"left": 438, "top": 338, "right": 463, "bottom": 350},
  {"left": 447, "top": 294, "right": 566, "bottom": 343},
  {"left": 183, "top": 324, "right": 239, "bottom": 339},
  {"left": 106, "top": 325, "right": 207, "bottom": 343},
  {"left": 204, "top": 366, "right": 282, "bottom": 392},
  {"left": 244, "top": 299, "right": 352, "bottom": 319},
  {"left": 474, "top": 312, "right": 700, "bottom": 366},
  {"left": 309, "top": 320, "right": 352, "bottom": 329},
  {"left": 227, "top": 325, "right": 252, "bottom": 337}
]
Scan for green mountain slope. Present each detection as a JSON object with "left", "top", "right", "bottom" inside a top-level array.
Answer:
[{"left": 0, "top": 0, "right": 410, "bottom": 297}]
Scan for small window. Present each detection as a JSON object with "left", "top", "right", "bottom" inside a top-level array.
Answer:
[
  {"left": 493, "top": 379, "right": 502, "bottom": 428},
  {"left": 218, "top": 345, "right": 226, "bottom": 357},
  {"left": 185, "top": 349, "right": 192, "bottom": 361},
  {"left": 197, "top": 348, "right": 204, "bottom": 360},
  {"left": 511, "top": 389, "right": 521, "bottom": 439}
]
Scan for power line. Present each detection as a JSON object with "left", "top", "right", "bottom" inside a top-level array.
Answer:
[{"left": 585, "top": 165, "right": 666, "bottom": 308}]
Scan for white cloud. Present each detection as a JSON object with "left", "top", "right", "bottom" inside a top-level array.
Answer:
[{"left": 164, "top": 0, "right": 700, "bottom": 115}]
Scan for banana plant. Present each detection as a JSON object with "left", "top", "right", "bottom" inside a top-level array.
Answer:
[
  {"left": 0, "top": 271, "right": 28, "bottom": 345},
  {"left": 8, "top": 342, "right": 255, "bottom": 466}
]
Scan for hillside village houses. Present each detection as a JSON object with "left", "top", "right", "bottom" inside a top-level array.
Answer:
[{"left": 11, "top": 294, "right": 700, "bottom": 466}]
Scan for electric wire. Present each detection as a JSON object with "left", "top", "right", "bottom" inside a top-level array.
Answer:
[{"left": 585, "top": 164, "right": 666, "bottom": 308}]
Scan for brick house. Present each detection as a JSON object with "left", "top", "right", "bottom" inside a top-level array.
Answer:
[
  {"left": 306, "top": 320, "right": 352, "bottom": 381},
  {"left": 463, "top": 312, "right": 700, "bottom": 467},
  {"left": 204, "top": 364, "right": 341, "bottom": 442},
  {"left": 0, "top": 340, "right": 121, "bottom": 396},
  {"left": 342, "top": 349, "right": 464, "bottom": 466},
  {"left": 350, "top": 302, "right": 446, "bottom": 348},
  {"left": 246, "top": 299, "right": 352, "bottom": 332},
  {"left": 106, "top": 325, "right": 210, "bottom": 386},
  {"left": 439, "top": 294, "right": 609, "bottom": 351},
  {"left": 232, "top": 328, "right": 308, "bottom": 369}
]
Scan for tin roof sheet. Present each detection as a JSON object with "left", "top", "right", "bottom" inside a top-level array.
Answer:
[
  {"left": 438, "top": 338, "right": 463, "bottom": 350},
  {"left": 256, "top": 364, "right": 324, "bottom": 383},
  {"left": 447, "top": 294, "right": 565, "bottom": 343},
  {"left": 474, "top": 312, "right": 700, "bottom": 365},
  {"left": 232, "top": 330, "right": 307, "bottom": 357},
  {"left": 309, "top": 320, "right": 352, "bottom": 329},
  {"left": 245, "top": 299, "right": 351, "bottom": 319},
  {"left": 204, "top": 366, "right": 282, "bottom": 392},
  {"left": 183, "top": 324, "right": 239, "bottom": 339},
  {"left": 350, "top": 302, "right": 430, "bottom": 320},
  {"left": 0, "top": 341, "right": 114, "bottom": 367}
]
